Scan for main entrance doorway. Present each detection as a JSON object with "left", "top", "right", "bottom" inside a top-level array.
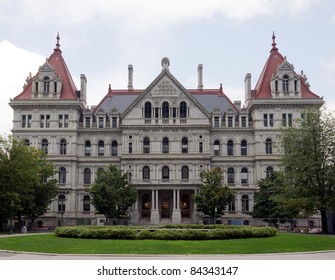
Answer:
[{"left": 160, "top": 190, "right": 172, "bottom": 219}]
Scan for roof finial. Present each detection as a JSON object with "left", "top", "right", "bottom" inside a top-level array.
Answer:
[
  {"left": 271, "top": 31, "right": 278, "bottom": 52},
  {"left": 54, "top": 32, "right": 61, "bottom": 51}
]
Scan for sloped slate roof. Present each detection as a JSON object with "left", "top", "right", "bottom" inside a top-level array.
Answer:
[
  {"left": 14, "top": 34, "right": 78, "bottom": 100},
  {"left": 253, "top": 34, "right": 320, "bottom": 99}
]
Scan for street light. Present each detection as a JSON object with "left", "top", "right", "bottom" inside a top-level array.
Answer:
[
  {"left": 9, "top": 200, "right": 14, "bottom": 234},
  {"left": 214, "top": 207, "right": 217, "bottom": 224},
  {"left": 115, "top": 205, "right": 119, "bottom": 225}
]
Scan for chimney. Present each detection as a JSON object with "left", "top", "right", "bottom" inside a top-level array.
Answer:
[
  {"left": 128, "top": 64, "right": 133, "bottom": 90},
  {"left": 234, "top": 101, "right": 241, "bottom": 110},
  {"left": 197, "top": 64, "right": 203, "bottom": 90},
  {"left": 244, "top": 73, "right": 251, "bottom": 105},
  {"left": 80, "top": 74, "right": 87, "bottom": 106}
]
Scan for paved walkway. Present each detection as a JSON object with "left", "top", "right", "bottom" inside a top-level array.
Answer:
[{"left": 1, "top": 233, "right": 335, "bottom": 260}]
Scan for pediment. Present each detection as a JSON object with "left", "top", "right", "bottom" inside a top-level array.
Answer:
[
  {"left": 149, "top": 76, "right": 180, "bottom": 97},
  {"left": 277, "top": 60, "right": 294, "bottom": 72}
]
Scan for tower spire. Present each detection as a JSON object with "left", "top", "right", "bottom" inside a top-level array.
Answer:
[
  {"left": 271, "top": 31, "right": 278, "bottom": 52},
  {"left": 54, "top": 32, "right": 61, "bottom": 52}
]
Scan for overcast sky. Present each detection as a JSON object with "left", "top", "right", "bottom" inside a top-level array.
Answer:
[{"left": 1, "top": 0, "right": 334, "bottom": 135}]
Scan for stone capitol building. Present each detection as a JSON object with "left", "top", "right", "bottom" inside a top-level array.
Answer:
[{"left": 9, "top": 33, "right": 323, "bottom": 227}]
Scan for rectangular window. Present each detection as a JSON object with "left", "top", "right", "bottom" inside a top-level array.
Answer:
[
  {"left": 214, "top": 117, "right": 220, "bottom": 128},
  {"left": 199, "top": 142, "right": 203, "bottom": 153},
  {"left": 98, "top": 117, "right": 104, "bottom": 128},
  {"left": 227, "top": 116, "right": 233, "bottom": 128},
  {"left": 27, "top": 115, "right": 32, "bottom": 128},
  {"left": 264, "top": 114, "right": 273, "bottom": 127},
  {"left": 64, "top": 115, "right": 68, "bottom": 128},
  {"left": 22, "top": 115, "right": 26, "bottom": 128},
  {"left": 269, "top": 114, "right": 273, "bottom": 127},
  {"left": 263, "top": 114, "right": 268, "bottom": 127},
  {"left": 282, "top": 113, "right": 287, "bottom": 127},
  {"left": 46, "top": 115, "right": 50, "bottom": 128},
  {"left": 58, "top": 115, "right": 63, "bottom": 127},
  {"left": 129, "top": 143, "right": 132, "bottom": 154},
  {"left": 85, "top": 117, "right": 90, "bottom": 128},
  {"left": 112, "top": 117, "right": 117, "bottom": 128},
  {"left": 241, "top": 116, "right": 246, "bottom": 128},
  {"left": 40, "top": 115, "right": 45, "bottom": 128}
]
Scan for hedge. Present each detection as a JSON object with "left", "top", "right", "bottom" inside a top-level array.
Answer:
[{"left": 54, "top": 225, "right": 277, "bottom": 240}]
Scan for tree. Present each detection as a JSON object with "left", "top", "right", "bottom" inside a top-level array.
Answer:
[
  {"left": 87, "top": 164, "right": 137, "bottom": 224},
  {"left": 279, "top": 107, "right": 335, "bottom": 233},
  {"left": 0, "top": 136, "right": 57, "bottom": 230},
  {"left": 193, "top": 167, "right": 235, "bottom": 223},
  {"left": 251, "top": 172, "right": 300, "bottom": 228}
]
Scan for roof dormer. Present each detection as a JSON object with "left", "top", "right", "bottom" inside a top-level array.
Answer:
[
  {"left": 31, "top": 61, "right": 62, "bottom": 99},
  {"left": 270, "top": 59, "right": 302, "bottom": 98}
]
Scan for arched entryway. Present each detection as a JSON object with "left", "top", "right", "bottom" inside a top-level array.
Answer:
[
  {"left": 141, "top": 192, "right": 151, "bottom": 218},
  {"left": 159, "top": 190, "right": 172, "bottom": 219}
]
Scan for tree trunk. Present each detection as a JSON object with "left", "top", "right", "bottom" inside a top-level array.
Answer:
[{"left": 321, "top": 209, "right": 329, "bottom": 234}]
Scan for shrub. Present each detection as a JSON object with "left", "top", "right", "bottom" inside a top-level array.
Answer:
[{"left": 54, "top": 225, "right": 277, "bottom": 240}]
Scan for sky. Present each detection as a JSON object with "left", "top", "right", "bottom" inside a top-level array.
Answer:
[{"left": 0, "top": 0, "right": 335, "bottom": 135}]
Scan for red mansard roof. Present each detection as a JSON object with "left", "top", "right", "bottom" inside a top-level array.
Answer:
[
  {"left": 253, "top": 33, "right": 320, "bottom": 99},
  {"left": 14, "top": 34, "right": 78, "bottom": 100}
]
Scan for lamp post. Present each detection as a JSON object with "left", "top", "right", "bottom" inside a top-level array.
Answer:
[
  {"left": 115, "top": 205, "right": 118, "bottom": 225},
  {"left": 214, "top": 207, "right": 217, "bottom": 224},
  {"left": 9, "top": 200, "right": 14, "bottom": 234}
]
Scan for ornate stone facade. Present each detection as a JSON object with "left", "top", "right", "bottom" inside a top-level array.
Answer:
[{"left": 9, "top": 34, "right": 323, "bottom": 226}]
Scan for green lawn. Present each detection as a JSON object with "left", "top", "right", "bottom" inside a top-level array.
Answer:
[{"left": 0, "top": 233, "right": 335, "bottom": 254}]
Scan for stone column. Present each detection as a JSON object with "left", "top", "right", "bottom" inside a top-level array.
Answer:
[
  {"left": 150, "top": 189, "right": 159, "bottom": 224},
  {"left": 172, "top": 189, "right": 181, "bottom": 224}
]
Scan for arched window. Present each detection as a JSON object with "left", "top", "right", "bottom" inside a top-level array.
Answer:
[
  {"left": 241, "top": 167, "right": 248, "bottom": 185},
  {"left": 143, "top": 166, "right": 150, "bottom": 180},
  {"left": 85, "top": 140, "right": 91, "bottom": 156},
  {"left": 111, "top": 140, "right": 118, "bottom": 156},
  {"left": 144, "top": 102, "right": 152, "bottom": 118},
  {"left": 83, "top": 195, "right": 91, "bottom": 212},
  {"left": 227, "top": 167, "right": 235, "bottom": 184},
  {"left": 24, "top": 139, "right": 30, "bottom": 146},
  {"left": 214, "top": 140, "right": 220, "bottom": 155},
  {"left": 242, "top": 195, "right": 250, "bottom": 212},
  {"left": 265, "top": 138, "right": 272, "bottom": 154},
  {"left": 162, "top": 166, "right": 169, "bottom": 180},
  {"left": 182, "top": 137, "right": 188, "bottom": 153},
  {"left": 162, "top": 102, "right": 169, "bottom": 118},
  {"left": 58, "top": 167, "right": 66, "bottom": 184},
  {"left": 180, "top": 101, "right": 187, "bottom": 118},
  {"left": 43, "top": 76, "right": 50, "bottom": 93},
  {"left": 60, "top": 139, "right": 67, "bottom": 155},
  {"left": 162, "top": 137, "right": 169, "bottom": 153},
  {"left": 181, "top": 166, "right": 189, "bottom": 180},
  {"left": 84, "top": 168, "right": 91, "bottom": 185},
  {"left": 283, "top": 74, "right": 289, "bottom": 92},
  {"left": 227, "top": 140, "right": 234, "bottom": 156},
  {"left": 240, "top": 140, "right": 247, "bottom": 156},
  {"left": 98, "top": 140, "right": 104, "bottom": 156},
  {"left": 266, "top": 166, "right": 274, "bottom": 178},
  {"left": 228, "top": 198, "right": 236, "bottom": 212},
  {"left": 58, "top": 194, "right": 65, "bottom": 212},
  {"left": 181, "top": 193, "right": 191, "bottom": 218},
  {"left": 41, "top": 139, "right": 48, "bottom": 154},
  {"left": 143, "top": 137, "right": 150, "bottom": 153},
  {"left": 97, "top": 167, "right": 104, "bottom": 175}
]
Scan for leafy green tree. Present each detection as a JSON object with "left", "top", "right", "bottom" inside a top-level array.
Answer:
[
  {"left": 279, "top": 107, "right": 335, "bottom": 233},
  {"left": 251, "top": 172, "right": 300, "bottom": 228},
  {"left": 0, "top": 136, "right": 57, "bottom": 230},
  {"left": 193, "top": 167, "right": 235, "bottom": 223},
  {"left": 88, "top": 164, "right": 137, "bottom": 224}
]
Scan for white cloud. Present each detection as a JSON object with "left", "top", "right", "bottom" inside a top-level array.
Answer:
[
  {"left": 0, "top": 40, "right": 45, "bottom": 135},
  {"left": 2, "top": 0, "right": 321, "bottom": 31},
  {"left": 321, "top": 58, "right": 335, "bottom": 85}
]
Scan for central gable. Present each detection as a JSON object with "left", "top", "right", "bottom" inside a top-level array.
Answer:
[{"left": 121, "top": 58, "right": 211, "bottom": 127}]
